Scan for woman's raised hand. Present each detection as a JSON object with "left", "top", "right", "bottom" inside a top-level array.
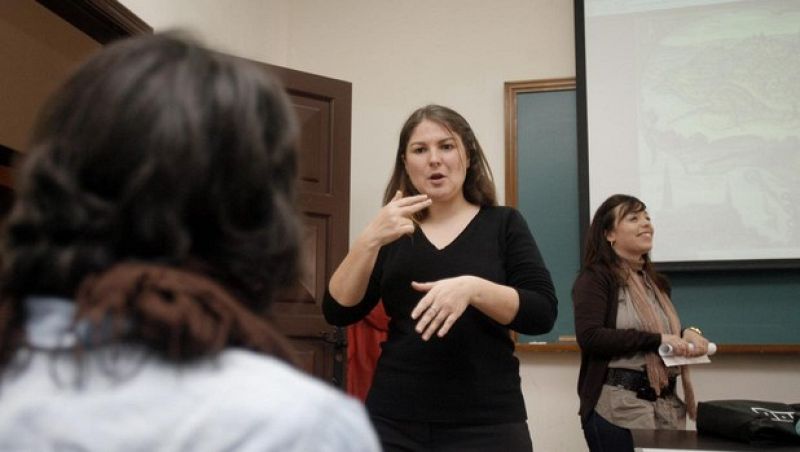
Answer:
[
  {"left": 682, "top": 328, "right": 710, "bottom": 357},
  {"left": 660, "top": 334, "right": 693, "bottom": 357},
  {"left": 328, "top": 191, "right": 430, "bottom": 307},
  {"left": 362, "top": 191, "right": 431, "bottom": 248}
]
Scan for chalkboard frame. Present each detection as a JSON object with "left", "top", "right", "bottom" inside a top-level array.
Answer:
[
  {"left": 504, "top": 78, "right": 800, "bottom": 355},
  {"left": 504, "top": 78, "right": 576, "bottom": 208},
  {"left": 505, "top": 78, "right": 582, "bottom": 353}
]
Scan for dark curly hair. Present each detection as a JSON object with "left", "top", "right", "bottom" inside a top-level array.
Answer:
[{"left": 0, "top": 33, "right": 300, "bottom": 365}]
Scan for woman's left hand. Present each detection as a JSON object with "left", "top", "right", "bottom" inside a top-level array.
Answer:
[
  {"left": 683, "top": 328, "right": 710, "bottom": 357},
  {"left": 410, "top": 276, "right": 475, "bottom": 341}
]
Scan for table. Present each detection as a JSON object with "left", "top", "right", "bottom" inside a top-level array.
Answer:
[{"left": 632, "top": 429, "right": 800, "bottom": 451}]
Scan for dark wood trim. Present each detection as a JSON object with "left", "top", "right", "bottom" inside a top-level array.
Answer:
[
  {"left": 0, "top": 142, "right": 19, "bottom": 189},
  {"left": 716, "top": 344, "right": 800, "bottom": 354},
  {"left": 657, "top": 259, "right": 800, "bottom": 272},
  {"left": 516, "top": 343, "right": 800, "bottom": 354},
  {"left": 0, "top": 144, "right": 16, "bottom": 167},
  {"left": 0, "top": 167, "right": 13, "bottom": 190},
  {"left": 36, "top": 0, "right": 152, "bottom": 43},
  {"left": 516, "top": 342, "right": 579, "bottom": 353},
  {"left": 575, "top": 0, "right": 589, "bottom": 264},
  {"left": 249, "top": 60, "right": 353, "bottom": 279},
  {"left": 504, "top": 78, "right": 576, "bottom": 208}
]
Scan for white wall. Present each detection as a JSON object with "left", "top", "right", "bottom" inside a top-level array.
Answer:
[
  {"left": 282, "top": 0, "right": 574, "bottom": 238},
  {"left": 123, "top": 0, "right": 574, "bottom": 240},
  {"left": 118, "top": 2, "right": 800, "bottom": 451},
  {"left": 121, "top": 0, "right": 290, "bottom": 65}
]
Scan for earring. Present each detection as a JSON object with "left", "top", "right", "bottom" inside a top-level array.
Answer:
[{"left": 609, "top": 240, "right": 615, "bottom": 247}]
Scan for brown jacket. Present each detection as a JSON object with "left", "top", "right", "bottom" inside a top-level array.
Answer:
[{"left": 572, "top": 268, "right": 662, "bottom": 423}]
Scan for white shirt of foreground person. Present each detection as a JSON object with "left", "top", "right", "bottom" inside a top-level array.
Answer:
[{"left": 0, "top": 297, "right": 380, "bottom": 452}]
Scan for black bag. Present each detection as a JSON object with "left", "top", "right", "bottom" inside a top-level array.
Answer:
[{"left": 697, "top": 399, "right": 800, "bottom": 445}]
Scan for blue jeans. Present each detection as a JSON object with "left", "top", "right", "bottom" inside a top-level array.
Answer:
[{"left": 582, "top": 410, "right": 633, "bottom": 452}]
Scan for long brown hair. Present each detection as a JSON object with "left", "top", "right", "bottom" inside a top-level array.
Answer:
[
  {"left": 382, "top": 105, "right": 497, "bottom": 220},
  {"left": 582, "top": 194, "right": 697, "bottom": 417},
  {"left": 582, "top": 194, "right": 668, "bottom": 292}
]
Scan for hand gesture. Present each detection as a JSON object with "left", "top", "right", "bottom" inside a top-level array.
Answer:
[
  {"left": 682, "top": 328, "right": 710, "bottom": 357},
  {"left": 660, "top": 334, "right": 693, "bottom": 357},
  {"left": 361, "top": 191, "right": 431, "bottom": 248},
  {"left": 410, "top": 276, "right": 475, "bottom": 341}
]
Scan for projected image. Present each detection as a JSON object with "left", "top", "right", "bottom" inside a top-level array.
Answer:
[
  {"left": 586, "top": 0, "right": 800, "bottom": 264},
  {"left": 638, "top": 2, "right": 800, "bottom": 261}
]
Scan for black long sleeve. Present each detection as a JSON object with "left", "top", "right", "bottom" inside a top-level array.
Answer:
[
  {"left": 503, "top": 208, "right": 558, "bottom": 334},
  {"left": 323, "top": 206, "right": 558, "bottom": 424}
]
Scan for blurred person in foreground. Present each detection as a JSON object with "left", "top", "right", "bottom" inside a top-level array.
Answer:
[{"left": 0, "top": 32, "right": 379, "bottom": 452}]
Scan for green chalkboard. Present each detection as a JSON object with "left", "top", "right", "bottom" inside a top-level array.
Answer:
[
  {"left": 511, "top": 86, "right": 580, "bottom": 344},
  {"left": 507, "top": 81, "right": 800, "bottom": 347}
]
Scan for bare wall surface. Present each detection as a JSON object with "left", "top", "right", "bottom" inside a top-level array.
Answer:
[
  {"left": 284, "top": 0, "right": 576, "bottom": 241},
  {"left": 122, "top": 0, "right": 575, "bottom": 242},
  {"left": 0, "top": 1, "right": 99, "bottom": 152},
  {"left": 120, "top": 0, "right": 290, "bottom": 66}
]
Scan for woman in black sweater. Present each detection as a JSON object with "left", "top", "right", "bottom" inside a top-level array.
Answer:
[
  {"left": 323, "top": 105, "right": 558, "bottom": 452},
  {"left": 573, "top": 194, "right": 711, "bottom": 452}
]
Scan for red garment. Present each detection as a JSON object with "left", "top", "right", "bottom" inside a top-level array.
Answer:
[{"left": 346, "top": 301, "right": 388, "bottom": 401}]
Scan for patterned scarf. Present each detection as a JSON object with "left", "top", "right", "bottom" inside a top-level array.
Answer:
[{"left": 623, "top": 263, "right": 697, "bottom": 419}]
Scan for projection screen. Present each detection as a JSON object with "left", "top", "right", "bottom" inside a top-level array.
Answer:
[{"left": 578, "top": 0, "right": 800, "bottom": 269}]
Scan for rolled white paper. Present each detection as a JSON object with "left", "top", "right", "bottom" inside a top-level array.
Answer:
[
  {"left": 658, "top": 342, "right": 717, "bottom": 367},
  {"left": 659, "top": 342, "right": 717, "bottom": 356}
]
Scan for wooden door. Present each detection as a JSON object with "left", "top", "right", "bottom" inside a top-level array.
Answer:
[{"left": 260, "top": 63, "right": 352, "bottom": 387}]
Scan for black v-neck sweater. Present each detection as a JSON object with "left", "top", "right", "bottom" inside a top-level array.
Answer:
[{"left": 323, "top": 206, "right": 557, "bottom": 424}]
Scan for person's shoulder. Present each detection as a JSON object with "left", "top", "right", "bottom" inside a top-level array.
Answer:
[
  {"left": 203, "top": 350, "right": 380, "bottom": 450},
  {"left": 214, "top": 349, "right": 348, "bottom": 403},
  {"left": 480, "top": 205, "right": 523, "bottom": 223},
  {"left": 575, "top": 265, "right": 603, "bottom": 280},
  {"left": 574, "top": 265, "right": 615, "bottom": 289}
]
